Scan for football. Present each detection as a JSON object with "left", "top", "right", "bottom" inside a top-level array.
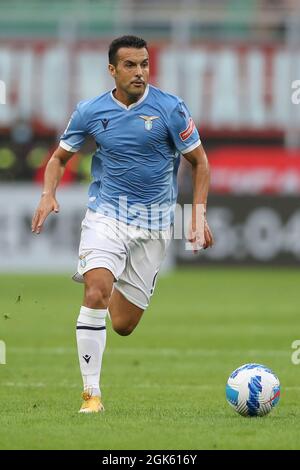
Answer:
[{"left": 226, "top": 363, "right": 280, "bottom": 417}]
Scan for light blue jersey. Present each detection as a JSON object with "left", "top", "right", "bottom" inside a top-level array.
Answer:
[{"left": 60, "top": 85, "right": 200, "bottom": 229}]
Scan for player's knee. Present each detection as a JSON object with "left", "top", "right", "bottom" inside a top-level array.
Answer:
[
  {"left": 112, "top": 322, "right": 136, "bottom": 336},
  {"left": 84, "top": 284, "right": 111, "bottom": 309}
]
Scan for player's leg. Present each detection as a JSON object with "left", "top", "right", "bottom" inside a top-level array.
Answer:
[
  {"left": 110, "top": 226, "right": 172, "bottom": 336},
  {"left": 76, "top": 267, "right": 114, "bottom": 413},
  {"left": 109, "top": 287, "right": 144, "bottom": 336},
  {"left": 74, "top": 210, "right": 127, "bottom": 413}
]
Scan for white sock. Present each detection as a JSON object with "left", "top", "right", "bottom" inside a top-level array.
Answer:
[{"left": 76, "top": 306, "right": 107, "bottom": 397}]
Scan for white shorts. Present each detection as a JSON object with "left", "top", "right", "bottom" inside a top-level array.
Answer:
[{"left": 72, "top": 209, "right": 172, "bottom": 310}]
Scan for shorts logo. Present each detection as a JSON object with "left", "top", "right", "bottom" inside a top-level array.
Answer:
[
  {"left": 139, "top": 115, "right": 160, "bottom": 131},
  {"left": 179, "top": 117, "right": 195, "bottom": 141},
  {"left": 79, "top": 250, "right": 92, "bottom": 268}
]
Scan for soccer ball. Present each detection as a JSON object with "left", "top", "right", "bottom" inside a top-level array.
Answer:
[{"left": 226, "top": 363, "right": 280, "bottom": 417}]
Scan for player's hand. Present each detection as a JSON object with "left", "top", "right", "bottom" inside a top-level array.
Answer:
[
  {"left": 31, "top": 193, "right": 59, "bottom": 234},
  {"left": 188, "top": 218, "right": 214, "bottom": 253},
  {"left": 202, "top": 219, "right": 214, "bottom": 249}
]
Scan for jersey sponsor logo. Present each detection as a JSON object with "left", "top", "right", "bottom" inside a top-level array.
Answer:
[
  {"left": 139, "top": 115, "right": 160, "bottom": 131},
  {"left": 100, "top": 118, "right": 109, "bottom": 130},
  {"left": 179, "top": 117, "right": 195, "bottom": 141}
]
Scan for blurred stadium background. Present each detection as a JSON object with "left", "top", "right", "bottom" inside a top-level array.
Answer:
[
  {"left": 0, "top": 0, "right": 300, "bottom": 271},
  {"left": 1, "top": 0, "right": 300, "bottom": 450}
]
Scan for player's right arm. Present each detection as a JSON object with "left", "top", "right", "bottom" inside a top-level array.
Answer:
[
  {"left": 31, "top": 146, "right": 74, "bottom": 234},
  {"left": 32, "top": 104, "right": 87, "bottom": 234}
]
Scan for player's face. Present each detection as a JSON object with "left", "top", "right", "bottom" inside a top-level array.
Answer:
[{"left": 109, "top": 48, "right": 149, "bottom": 99}]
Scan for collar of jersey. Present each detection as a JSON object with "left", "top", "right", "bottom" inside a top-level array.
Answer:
[{"left": 110, "top": 85, "right": 149, "bottom": 110}]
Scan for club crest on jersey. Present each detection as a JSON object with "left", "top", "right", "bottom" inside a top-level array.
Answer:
[
  {"left": 179, "top": 117, "right": 195, "bottom": 141},
  {"left": 139, "top": 115, "right": 160, "bottom": 131},
  {"left": 79, "top": 250, "right": 92, "bottom": 268}
]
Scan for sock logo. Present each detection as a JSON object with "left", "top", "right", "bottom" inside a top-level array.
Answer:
[{"left": 83, "top": 354, "right": 91, "bottom": 364}]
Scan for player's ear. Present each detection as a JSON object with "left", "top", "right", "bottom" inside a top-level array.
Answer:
[{"left": 108, "top": 64, "right": 116, "bottom": 78}]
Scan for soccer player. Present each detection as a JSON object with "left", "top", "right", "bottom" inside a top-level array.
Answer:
[{"left": 31, "top": 36, "right": 214, "bottom": 413}]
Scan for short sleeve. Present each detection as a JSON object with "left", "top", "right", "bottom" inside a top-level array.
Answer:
[
  {"left": 59, "top": 105, "right": 87, "bottom": 152},
  {"left": 168, "top": 101, "right": 201, "bottom": 154}
]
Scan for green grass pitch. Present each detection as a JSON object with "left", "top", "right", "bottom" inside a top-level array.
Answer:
[{"left": 0, "top": 268, "right": 299, "bottom": 450}]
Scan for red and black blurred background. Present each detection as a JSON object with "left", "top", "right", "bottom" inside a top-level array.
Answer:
[{"left": 1, "top": 0, "right": 300, "bottom": 267}]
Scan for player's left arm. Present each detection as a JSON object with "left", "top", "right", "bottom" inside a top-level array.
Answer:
[
  {"left": 183, "top": 144, "right": 214, "bottom": 252},
  {"left": 168, "top": 99, "right": 214, "bottom": 252}
]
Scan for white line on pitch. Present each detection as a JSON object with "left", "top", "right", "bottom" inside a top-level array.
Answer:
[
  {"left": 2, "top": 382, "right": 299, "bottom": 392},
  {"left": 8, "top": 347, "right": 290, "bottom": 356}
]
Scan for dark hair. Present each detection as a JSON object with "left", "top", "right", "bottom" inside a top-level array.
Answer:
[{"left": 108, "top": 35, "right": 148, "bottom": 66}]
